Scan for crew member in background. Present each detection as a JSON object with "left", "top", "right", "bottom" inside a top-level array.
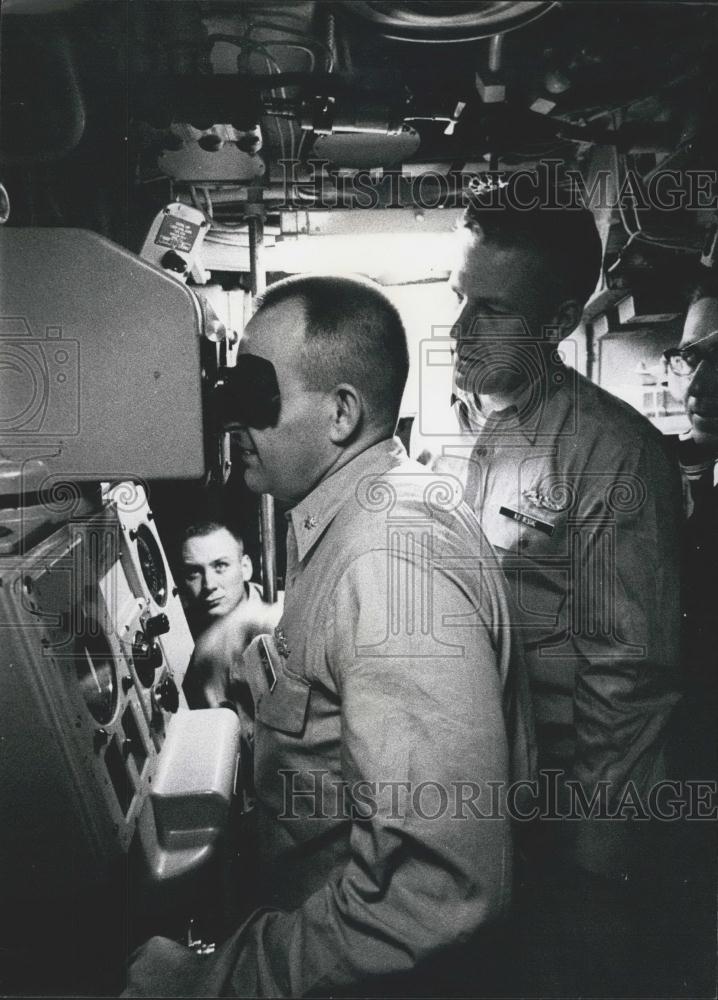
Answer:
[
  {"left": 180, "top": 520, "right": 259, "bottom": 636},
  {"left": 662, "top": 280, "right": 718, "bottom": 997},
  {"left": 179, "top": 520, "right": 282, "bottom": 708},
  {"left": 413, "top": 181, "right": 683, "bottom": 997},
  {"left": 124, "top": 274, "right": 535, "bottom": 998},
  {"left": 665, "top": 280, "right": 718, "bottom": 707}
]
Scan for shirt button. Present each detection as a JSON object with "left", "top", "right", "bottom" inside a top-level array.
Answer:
[{"left": 474, "top": 446, "right": 488, "bottom": 457}]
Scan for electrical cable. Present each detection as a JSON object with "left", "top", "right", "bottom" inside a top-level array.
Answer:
[
  {"left": 297, "top": 127, "right": 310, "bottom": 162},
  {"left": 221, "top": 32, "right": 289, "bottom": 163},
  {"left": 189, "top": 184, "right": 213, "bottom": 220},
  {"left": 201, "top": 187, "right": 214, "bottom": 220},
  {"left": 262, "top": 55, "right": 288, "bottom": 164},
  {"left": 245, "top": 20, "right": 334, "bottom": 71},
  {"left": 208, "top": 34, "right": 317, "bottom": 74},
  {"left": 209, "top": 30, "right": 315, "bottom": 163}
]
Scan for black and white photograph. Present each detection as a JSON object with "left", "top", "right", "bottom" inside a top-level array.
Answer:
[{"left": 0, "top": 1, "right": 716, "bottom": 996}]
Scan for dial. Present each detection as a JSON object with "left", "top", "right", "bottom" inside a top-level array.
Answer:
[
  {"left": 75, "top": 616, "right": 118, "bottom": 725},
  {"left": 135, "top": 523, "right": 168, "bottom": 606}
]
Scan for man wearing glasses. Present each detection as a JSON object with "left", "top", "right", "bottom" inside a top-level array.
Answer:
[
  {"left": 664, "top": 282, "right": 718, "bottom": 712},
  {"left": 665, "top": 286, "right": 718, "bottom": 452},
  {"left": 662, "top": 282, "right": 718, "bottom": 997}
]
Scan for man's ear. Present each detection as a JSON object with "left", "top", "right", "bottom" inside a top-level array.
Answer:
[
  {"left": 328, "top": 384, "right": 363, "bottom": 444},
  {"left": 241, "top": 553, "right": 253, "bottom": 583},
  {"left": 551, "top": 299, "right": 583, "bottom": 339}
]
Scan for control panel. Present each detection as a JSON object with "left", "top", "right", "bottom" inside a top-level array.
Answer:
[
  {"left": 0, "top": 483, "right": 194, "bottom": 904},
  {"left": 106, "top": 483, "right": 193, "bottom": 747}
]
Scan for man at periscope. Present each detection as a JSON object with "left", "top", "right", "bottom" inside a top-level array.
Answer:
[{"left": 123, "top": 274, "right": 535, "bottom": 997}]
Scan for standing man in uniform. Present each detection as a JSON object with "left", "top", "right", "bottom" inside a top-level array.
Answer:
[
  {"left": 413, "top": 181, "right": 682, "bottom": 995},
  {"left": 124, "top": 274, "right": 535, "bottom": 997}
]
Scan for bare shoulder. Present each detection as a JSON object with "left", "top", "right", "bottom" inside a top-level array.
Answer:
[{"left": 194, "top": 594, "right": 284, "bottom": 663}]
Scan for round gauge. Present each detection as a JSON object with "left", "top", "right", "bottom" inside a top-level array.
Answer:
[
  {"left": 135, "top": 523, "right": 168, "bottom": 606},
  {"left": 75, "top": 617, "right": 118, "bottom": 725}
]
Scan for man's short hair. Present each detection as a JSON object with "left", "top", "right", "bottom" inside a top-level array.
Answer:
[
  {"left": 462, "top": 187, "right": 603, "bottom": 310},
  {"left": 256, "top": 274, "right": 409, "bottom": 427},
  {"left": 180, "top": 520, "right": 244, "bottom": 553}
]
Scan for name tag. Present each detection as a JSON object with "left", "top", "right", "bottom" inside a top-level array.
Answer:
[
  {"left": 257, "top": 635, "right": 277, "bottom": 692},
  {"left": 499, "top": 505, "right": 555, "bottom": 536}
]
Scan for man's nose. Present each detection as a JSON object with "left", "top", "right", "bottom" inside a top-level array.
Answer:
[
  {"left": 449, "top": 305, "right": 465, "bottom": 342},
  {"left": 451, "top": 310, "right": 492, "bottom": 344},
  {"left": 202, "top": 572, "right": 218, "bottom": 594}
]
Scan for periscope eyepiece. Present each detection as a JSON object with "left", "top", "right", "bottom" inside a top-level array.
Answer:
[{"left": 216, "top": 354, "right": 281, "bottom": 431}]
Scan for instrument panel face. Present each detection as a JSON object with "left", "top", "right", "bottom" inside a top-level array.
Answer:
[
  {"left": 75, "top": 613, "right": 118, "bottom": 725},
  {"left": 134, "top": 523, "right": 168, "bottom": 608},
  {"left": 107, "top": 483, "right": 193, "bottom": 695},
  {"left": 1, "top": 515, "right": 153, "bottom": 882},
  {"left": 0, "top": 485, "right": 195, "bottom": 909}
]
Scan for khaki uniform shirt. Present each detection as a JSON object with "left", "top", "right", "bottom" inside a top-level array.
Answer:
[
  {"left": 413, "top": 368, "right": 682, "bottom": 870},
  {"left": 124, "top": 437, "right": 535, "bottom": 996}
]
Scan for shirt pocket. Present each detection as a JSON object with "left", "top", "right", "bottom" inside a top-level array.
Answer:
[
  {"left": 256, "top": 667, "right": 311, "bottom": 735},
  {"left": 488, "top": 506, "right": 571, "bottom": 637},
  {"left": 489, "top": 503, "right": 570, "bottom": 558}
]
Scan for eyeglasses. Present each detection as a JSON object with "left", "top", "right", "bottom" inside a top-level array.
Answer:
[{"left": 663, "top": 332, "right": 718, "bottom": 377}]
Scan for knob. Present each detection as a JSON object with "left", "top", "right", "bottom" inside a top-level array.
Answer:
[
  {"left": 153, "top": 677, "right": 179, "bottom": 714},
  {"left": 132, "top": 631, "right": 163, "bottom": 687},
  {"left": 198, "top": 133, "right": 223, "bottom": 152},
  {"left": 161, "top": 250, "right": 187, "bottom": 274},
  {"left": 121, "top": 675, "right": 134, "bottom": 694},
  {"left": 144, "top": 613, "right": 170, "bottom": 639}
]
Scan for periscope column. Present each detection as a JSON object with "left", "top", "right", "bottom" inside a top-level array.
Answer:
[{"left": 247, "top": 188, "right": 277, "bottom": 604}]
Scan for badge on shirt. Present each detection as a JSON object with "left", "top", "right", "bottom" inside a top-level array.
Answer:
[
  {"left": 274, "top": 625, "right": 290, "bottom": 659},
  {"left": 521, "top": 488, "right": 568, "bottom": 513},
  {"left": 499, "top": 505, "right": 555, "bottom": 536},
  {"left": 257, "top": 635, "right": 277, "bottom": 692}
]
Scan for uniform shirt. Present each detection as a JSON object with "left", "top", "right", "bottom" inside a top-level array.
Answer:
[
  {"left": 124, "top": 437, "right": 535, "bottom": 997},
  {"left": 413, "top": 366, "right": 682, "bottom": 869}
]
